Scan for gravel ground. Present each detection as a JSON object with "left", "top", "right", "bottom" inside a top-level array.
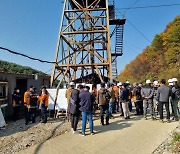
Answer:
[
  {"left": 152, "top": 123, "right": 180, "bottom": 154},
  {"left": 0, "top": 116, "right": 71, "bottom": 154}
]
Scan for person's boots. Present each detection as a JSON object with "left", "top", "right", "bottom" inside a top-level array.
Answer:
[
  {"left": 101, "top": 117, "right": 104, "bottom": 125},
  {"left": 106, "top": 116, "right": 109, "bottom": 125},
  {"left": 151, "top": 116, "right": 156, "bottom": 120}
]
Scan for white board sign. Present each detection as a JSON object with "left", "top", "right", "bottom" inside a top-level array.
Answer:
[{"left": 47, "top": 89, "right": 68, "bottom": 110}]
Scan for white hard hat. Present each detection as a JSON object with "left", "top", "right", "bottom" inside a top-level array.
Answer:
[
  {"left": 172, "top": 78, "right": 178, "bottom": 82},
  {"left": 70, "top": 82, "right": 75, "bottom": 86},
  {"left": 153, "top": 81, "right": 158, "bottom": 85},
  {"left": 81, "top": 83, "right": 86, "bottom": 86},
  {"left": 146, "top": 80, "right": 151, "bottom": 84},
  {"left": 117, "top": 82, "right": 122, "bottom": 86},
  {"left": 169, "top": 82, "right": 173, "bottom": 86},
  {"left": 126, "top": 81, "right": 130, "bottom": 84},
  {"left": 168, "top": 79, "right": 173, "bottom": 83}
]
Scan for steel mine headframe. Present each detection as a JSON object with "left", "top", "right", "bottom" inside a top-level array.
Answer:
[{"left": 51, "top": 0, "right": 125, "bottom": 87}]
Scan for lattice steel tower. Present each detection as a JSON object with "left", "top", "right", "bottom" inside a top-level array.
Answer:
[{"left": 51, "top": 0, "right": 125, "bottom": 87}]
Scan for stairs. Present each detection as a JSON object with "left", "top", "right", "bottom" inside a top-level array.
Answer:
[{"left": 111, "top": 25, "right": 124, "bottom": 78}]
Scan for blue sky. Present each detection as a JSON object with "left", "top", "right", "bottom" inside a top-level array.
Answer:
[{"left": 0, "top": 0, "right": 179, "bottom": 75}]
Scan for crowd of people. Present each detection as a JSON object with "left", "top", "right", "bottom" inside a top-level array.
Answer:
[
  {"left": 4, "top": 77, "right": 179, "bottom": 135},
  {"left": 12, "top": 86, "right": 49, "bottom": 125},
  {"left": 66, "top": 78, "right": 179, "bottom": 136}
]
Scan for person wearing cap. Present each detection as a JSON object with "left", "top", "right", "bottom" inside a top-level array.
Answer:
[
  {"left": 107, "top": 82, "right": 115, "bottom": 119},
  {"left": 38, "top": 86, "right": 49, "bottom": 123},
  {"left": 157, "top": 79, "right": 172, "bottom": 123},
  {"left": 68, "top": 83, "right": 81, "bottom": 134},
  {"left": 171, "top": 78, "right": 179, "bottom": 121},
  {"left": 65, "top": 82, "right": 74, "bottom": 121},
  {"left": 97, "top": 82, "right": 110, "bottom": 125},
  {"left": 79, "top": 86, "right": 95, "bottom": 136},
  {"left": 152, "top": 81, "right": 159, "bottom": 118},
  {"left": 12, "top": 88, "right": 21, "bottom": 121},
  {"left": 120, "top": 83, "right": 130, "bottom": 119},
  {"left": 141, "top": 80, "right": 154, "bottom": 120}
]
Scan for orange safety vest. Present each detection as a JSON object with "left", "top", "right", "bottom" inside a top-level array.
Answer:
[
  {"left": 38, "top": 93, "right": 49, "bottom": 107},
  {"left": 24, "top": 91, "right": 30, "bottom": 105}
]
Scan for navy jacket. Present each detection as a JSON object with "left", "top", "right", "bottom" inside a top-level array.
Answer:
[
  {"left": 79, "top": 90, "right": 94, "bottom": 112},
  {"left": 120, "top": 87, "right": 129, "bottom": 102}
]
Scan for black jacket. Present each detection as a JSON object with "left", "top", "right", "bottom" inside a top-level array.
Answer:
[{"left": 68, "top": 89, "right": 80, "bottom": 114}]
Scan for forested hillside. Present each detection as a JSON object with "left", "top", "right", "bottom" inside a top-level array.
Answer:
[
  {"left": 0, "top": 60, "right": 45, "bottom": 75},
  {"left": 118, "top": 15, "right": 180, "bottom": 83}
]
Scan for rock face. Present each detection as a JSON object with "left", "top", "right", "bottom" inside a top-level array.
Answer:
[{"left": 0, "top": 117, "right": 71, "bottom": 154}]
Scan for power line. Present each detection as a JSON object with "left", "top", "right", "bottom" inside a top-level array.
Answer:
[
  {"left": 119, "top": 3, "right": 180, "bottom": 10},
  {"left": 123, "top": 0, "right": 141, "bottom": 13},
  {"left": 0, "top": 46, "right": 57, "bottom": 64},
  {"left": 115, "top": 8, "right": 151, "bottom": 43}
]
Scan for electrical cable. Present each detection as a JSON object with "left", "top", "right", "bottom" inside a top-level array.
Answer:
[
  {"left": 119, "top": 3, "right": 180, "bottom": 10},
  {"left": 115, "top": 8, "right": 151, "bottom": 43},
  {"left": 123, "top": 0, "right": 141, "bottom": 13},
  {"left": 0, "top": 46, "right": 57, "bottom": 64}
]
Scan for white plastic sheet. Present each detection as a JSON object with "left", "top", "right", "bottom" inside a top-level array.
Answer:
[
  {"left": 47, "top": 89, "right": 68, "bottom": 110},
  {"left": 0, "top": 108, "right": 6, "bottom": 128}
]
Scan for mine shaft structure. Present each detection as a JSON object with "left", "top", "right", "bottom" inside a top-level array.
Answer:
[{"left": 51, "top": 0, "right": 125, "bottom": 88}]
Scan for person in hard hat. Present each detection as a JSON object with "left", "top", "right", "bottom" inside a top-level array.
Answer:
[
  {"left": 141, "top": 80, "right": 155, "bottom": 120},
  {"left": 12, "top": 88, "right": 22, "bottom": 121},
  {"left": 157, "top": 79, "right": 172, "bottom": 123},
  {"left": 120, "top": 83, "right": 130, "bottom": 119},
  {"left": 168, "top": 79, "right": 174, "bottom": 116},
  {"left": 38, "top": 86, "right": 49, "bottom": 123},
  {"left": 65, "top": 82, "right": 74, "bottom": 121},
  {"left": 152, "top": 81, "right": 159, "bottom": 118},
  {"left": 171, "top": 78, "right": 179, "bottom": 121}
]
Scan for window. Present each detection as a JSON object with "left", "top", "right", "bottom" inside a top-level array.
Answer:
[{"left": 0, "top": 82, "right": 8, "bottom": 100}]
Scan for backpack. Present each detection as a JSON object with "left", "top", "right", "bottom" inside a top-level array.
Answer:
[{"left": 173, "top": 86, "right": 180, "bottom": 100}]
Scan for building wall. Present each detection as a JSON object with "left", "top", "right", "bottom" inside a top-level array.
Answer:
[{"left": 0, "top": 72, "right": 50, "bottom": 118}]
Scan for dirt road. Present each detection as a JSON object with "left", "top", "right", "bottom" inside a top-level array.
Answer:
[{"left": 17, "top": 115, "right": 179, "bottom": 154}]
